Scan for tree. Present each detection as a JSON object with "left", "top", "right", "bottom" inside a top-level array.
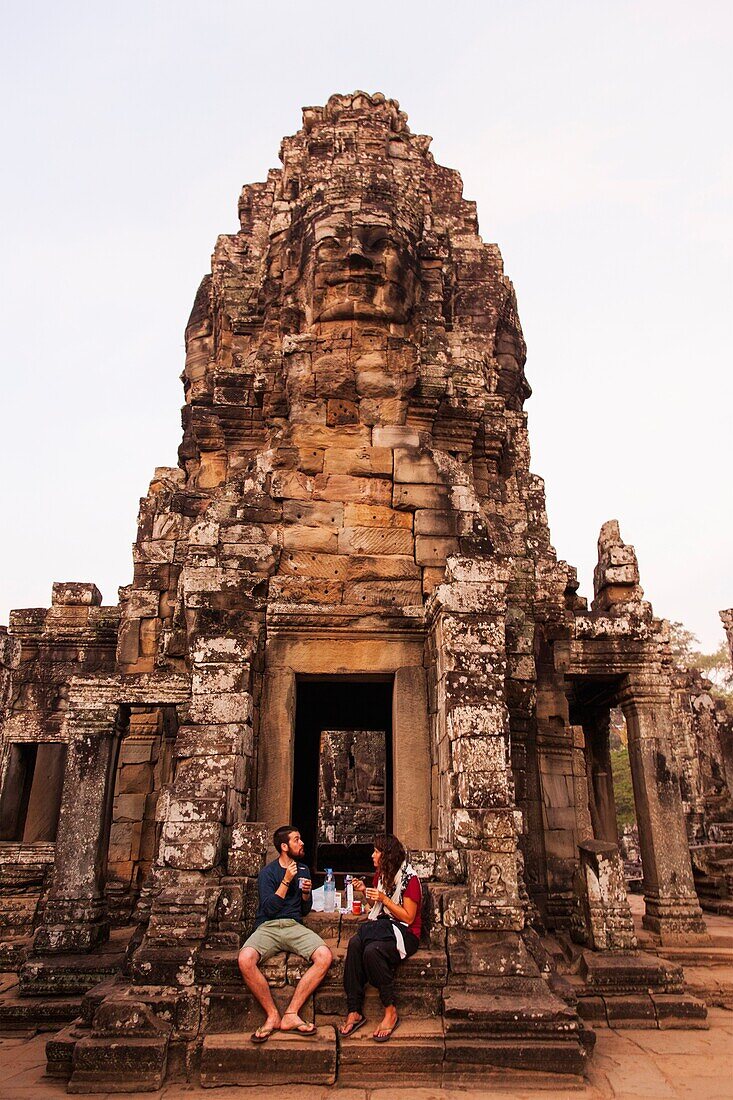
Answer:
[
  {"left": 668, "top": 621, "right": 733, "bottom": 702},
  {"left": 668, "top": 621, "right": 700, "bottom": 666},
  {"left": 611, "top": 745, "right": 636, "bottom": 829},
  {"left": 688, "top": 643, "right": 733, "bottom": 699}
]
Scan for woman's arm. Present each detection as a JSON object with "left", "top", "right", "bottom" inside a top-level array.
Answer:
[{"left": 366, "top": 888, "right": 418, "bottom": 925}]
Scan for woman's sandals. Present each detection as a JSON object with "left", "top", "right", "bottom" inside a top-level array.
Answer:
[
  {"left": 372, "top": 1015, "right": 400, "bottom": 1043},
  {"left": 339, "top": 1013, "right": 367, "bottom": 1038}
]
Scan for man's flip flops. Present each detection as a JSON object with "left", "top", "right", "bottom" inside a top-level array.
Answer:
[
  {"left": 373, "top": 1016, "right": 400, "bottom": 1043},
  {"left": 250, "top": 1025, "right": 276, "bottom": 1044},
  {"left": 339, "top": 1014, "right": 367, "bottom": 1038},
  {"left": 290, "top": 1022, "right": 318, "bottom": 1036},
  {"left": 281, "top": 1013, "right": 318, "bottom": 1036}
]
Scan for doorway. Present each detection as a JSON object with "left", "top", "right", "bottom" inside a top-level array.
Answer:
[
  {"left": 292, "top": 677, "right": 393, "bottom": 878},
  {"left": 570, "top": 681, "right": 643, "bottom": 893}
]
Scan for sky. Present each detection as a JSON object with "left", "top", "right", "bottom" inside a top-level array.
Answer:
[{"left": 1, "top": 1, "right": 731, "bottom": 650}]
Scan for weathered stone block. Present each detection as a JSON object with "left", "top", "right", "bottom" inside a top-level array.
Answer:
[
  {"left": 282, "top": 525, "right": 338, "bottom": 553},
  {"left": 343, "top": 502, "right": 412, "bottom": 529},
  {"left": 393, "top": 482, "right": 449, "bottom": 510},
  {"left": 323, "top": 446, "right": 392, "bottom": 476},
  {"left": 415, "top": 536, "right": 460, "bottom": 565},
  {"left": 52, "top": 583, "right": 102, "bottom": 607},
  {"left": 313, "top": 473, "right": 392, "bottom": 505},
  {"left": 414, "top": 508, "right": 459, "bottom": 535},
  {"left": 338, "top": 525, "right": 413, "bottom": 555},
  {"left": 227, "top": 822, "right": 269, "bottom": 877}
]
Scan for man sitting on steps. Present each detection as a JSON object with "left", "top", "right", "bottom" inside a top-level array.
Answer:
[{"left": 238, "top": 824, "right": 333, "bottom": 1043}]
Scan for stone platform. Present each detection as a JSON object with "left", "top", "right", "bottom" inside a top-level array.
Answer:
[
  {"left": 38, "top": 907, "right": 596, "bottom": 1091},
  {"left": 3, "top": 905, "right": 733, "bottom": 1094},
  {"left": 632, "top": 895, "right": 733, "bottom": 1010},
  {"left": 0, "top": 1007, "right": 731, "bottom": 1099},
  {"left": 0, "top": 897, "right": 724, "bottom": 1089},
  {"left": 200, "top": 1027, "right": 337, "bottom": 1087},
  {"left": 0, "top": 928, "right": 132, "bottom": 1035}
]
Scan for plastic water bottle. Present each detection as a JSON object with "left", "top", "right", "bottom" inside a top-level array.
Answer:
[
  {"left": 344, "top": 874, "right": 354, "bottom": 913},
  {"left": 323, "top": 868, "right": 336, "bottom": 913}
]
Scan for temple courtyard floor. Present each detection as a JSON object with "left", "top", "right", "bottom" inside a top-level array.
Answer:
[{"left": 0, "top": 1008, "right": 729, "bottom": 1100}]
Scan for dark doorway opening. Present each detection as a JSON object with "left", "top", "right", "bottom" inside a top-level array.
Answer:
[
  {"left": 0, "top": 742, "right": 67, "bottom": 843},
  {"left": 292, "top": 678, "right": 393, "bottom": 880},
  {"left": 569, "top": 679, "right": 643, "bottom": 893}
]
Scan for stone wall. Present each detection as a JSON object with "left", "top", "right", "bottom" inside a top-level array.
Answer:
[
  {"left": 0, "top": 585, "right": 118, "bottom": 950},
  {"left": 670, "top": 667, "right": 733, "bottom": 841}
]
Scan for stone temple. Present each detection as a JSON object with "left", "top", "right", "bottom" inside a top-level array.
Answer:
[{"left": 0, "top": 92, "right": 731, "bottom": 1090}]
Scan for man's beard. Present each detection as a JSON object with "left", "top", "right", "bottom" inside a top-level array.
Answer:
[{"left": 286, "top": 843, "right": 303, "bottom": 861}]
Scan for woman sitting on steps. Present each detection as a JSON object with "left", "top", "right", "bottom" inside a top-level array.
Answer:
[{"left": 340, "top": 832, "right": 422, "bottom": 1043}]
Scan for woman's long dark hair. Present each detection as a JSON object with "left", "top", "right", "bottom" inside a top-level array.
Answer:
[{"left": 374, "top": 833, "right": 406, "bottom": 895}]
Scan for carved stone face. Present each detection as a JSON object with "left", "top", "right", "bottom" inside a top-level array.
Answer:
[{"left": 304, "top": 213, "right": 417, "bottom": 326}]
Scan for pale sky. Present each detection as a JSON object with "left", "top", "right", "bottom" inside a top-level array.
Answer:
[{"left": 1, "top": 1, "right": 731, "bottom": 650}]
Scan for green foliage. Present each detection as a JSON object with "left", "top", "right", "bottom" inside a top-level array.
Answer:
[
  {"left": 688, "top": 642, "right": 733, "bottom": 699},
  {"left": 669, "top": 621, "right": 733, "bottom": 702},
  {"left": 611, "top": 744, "right": 636, "bottom": 830},
  {"left": 668, "top": 621, "right": 699, "bottom": 665}
]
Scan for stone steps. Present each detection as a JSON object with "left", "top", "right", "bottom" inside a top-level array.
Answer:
[
  {"left": 575, "top": 986, "right": 708, "bottom": 1028},
  {"left": 196, "top": 941, "right": 447, "bottom": 1022},
  {"left": 316, "top": 942, "right": 446, "bottom": 1019},
  {"left": 568, "top": 949, "right": 708, "bottom": 1029},
  {"left": 19, "top": 927, "right": 130, "bottom": 996},
  {"left": 443, "top": 984, "right": 579, "bottom": 1035},
  {"left": 200, "top": 1026, "right": 337, "bottom": 1087},
  {"left": 0, "top": 990, "right": 83, "bottom": 1032},
  {"left": 338, "top": 1016, "right": 444, "bottom": 1085},
  {"left": 46, "top": 1021, "right": 86, "bottom": 1078},
  {"left": 200, "top": 1016, "right": 590, "bottom": 1089},
  {"left": 442, "top": 984, "right": 591, "bottom": 1076},
  {"left": 202, "top": 983, "right": 315, "bottom": 1034},
  {"left": 68, "top": 1032, "right": 169, "bottom": 1094}
]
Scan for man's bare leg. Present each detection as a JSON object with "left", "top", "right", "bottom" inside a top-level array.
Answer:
[
  {"left": 238, "top": 947, "right": 281, "bottom": 1032},
  {"left": 281, "top": 946, "right": 332, "bottom": 1030}
]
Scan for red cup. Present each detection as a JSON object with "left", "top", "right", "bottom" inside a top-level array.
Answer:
[{"left": 352, "top": 900, "right": 363, "bottom": 915}]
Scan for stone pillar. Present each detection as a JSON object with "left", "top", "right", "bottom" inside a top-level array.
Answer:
[
  {"left": 571, "top": 725, "right": 594, "bottom": 842},
  {"left": 582, "top": 709, "right": 619, "bottom": 844},
  {"left": 619, "top": 675, "right": 708, "bottom": 943},
  {"left": 256, "top": 665, "right": 296, "bottom": 833},
  {"left": 0, "top": 627, "right": 21, "bottom": 727},
  {"left": 33, "top": 695, "right": 123, "bottom": 954},
  {"left": 137, "top": 632, "right": 258, "bottom": 958},
  {"left": 392, "top": 666, "right": 431, "bottom": 849},
  {"left": 576, "top": 839, "right": 636, "bottom": 951},
  {"left": 429, "top": 557, "right": 524, "bottom": 931}
]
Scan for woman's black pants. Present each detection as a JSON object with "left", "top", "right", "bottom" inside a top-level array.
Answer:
[{"left": 344, "top": 918, "right": 418, "bottom": 1012}]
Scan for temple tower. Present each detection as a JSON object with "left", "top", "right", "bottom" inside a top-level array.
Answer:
[{"left": 0, "top": 93, "right": 711, "bottom": 1089}]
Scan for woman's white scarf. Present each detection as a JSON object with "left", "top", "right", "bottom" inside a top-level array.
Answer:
[{"left": 368, "top": 860, "right": 418, "bottom": 960}]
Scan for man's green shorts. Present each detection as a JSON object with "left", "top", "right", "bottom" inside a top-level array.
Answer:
[{"left": 242, "top": 918, "right": 326, "bottom": 962}]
